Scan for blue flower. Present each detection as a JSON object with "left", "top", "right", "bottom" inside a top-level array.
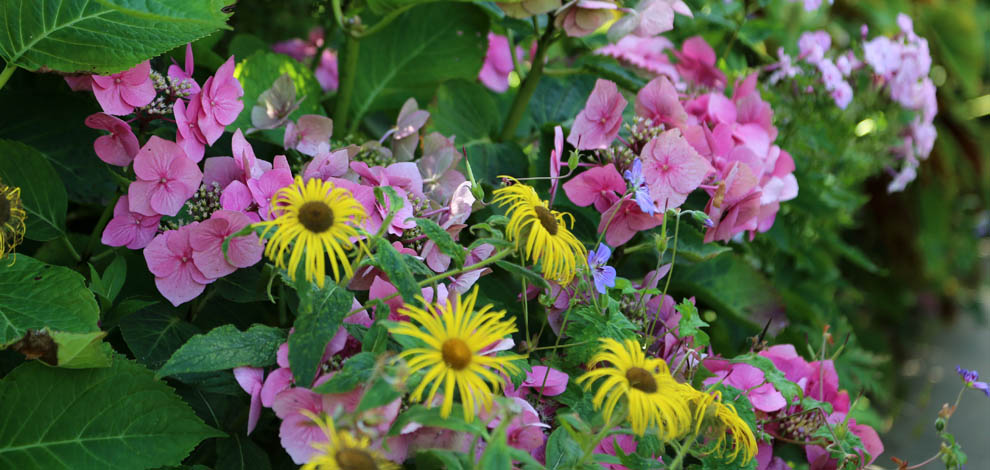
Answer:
[
  {"left": 957, "top": 366, "right": 990, "bottom": 397},
  {"left": 588, "top": 243, "right": 617, "bottom": 294},
  {"left": 624, "top": 158, "right": 656, "bottom": 216}
]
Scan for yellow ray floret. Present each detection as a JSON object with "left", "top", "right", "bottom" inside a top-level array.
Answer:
[
  {"left": 389, "top": 286, "right": 525, "bottom": 423},
  {"left": 300, "top": 410, "right": 398, "bottom": 470},
  {"left": 687, "top": 388, "right": 758, "bottom": 464},
  {"left": 576, "top": 338, "right": 694, "bottom": 437},
  {"left": 492, "top": 177, "right": 586, "bottom": 284},
  {"left": 0, "top": 180, "right": 26, "bottom": 262},
  {"left": 255, "top": 176, "right": 366, "bottom": 288}
]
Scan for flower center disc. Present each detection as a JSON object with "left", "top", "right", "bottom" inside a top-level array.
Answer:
[
  {"left": 441, "top": 338, "right": 472, "bottom": 370},
  {"left": 533, "top": 205, "right": 558, "bottom": 236},
  {"left": 298, "top": 201, "right": 335, "bottom": 233},
  {"left": 625, "top": 367, "right": 658, "bottom": 393},
  {"left": 335, "top": 448, "right": 378, "bottom": 470}
]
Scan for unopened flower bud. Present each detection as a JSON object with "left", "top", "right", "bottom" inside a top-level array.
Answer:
[{"left": 934, "top": 417, "right": 946, "bottom": 431}]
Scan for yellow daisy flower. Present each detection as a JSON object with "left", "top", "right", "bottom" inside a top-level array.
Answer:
[
  {"left": 255, "top": 176, "right": 366, "bottom": 288},
  {"left": 0, "top": 180, "right": 26, "bottom": 261},
  {"left": 389, "top": 286, "right": 525, "bottom": 422},
  {"left": 576, "top": 338, "right": 694, "bottom": 437},
  {"left": 492, "top": 177, "right": 586, "bottom": 284},
  {"left": 688, "top": 389, "right": 758, "bottom": 464},
  {"left": 300, "top": 410, "right": 398, "bottom": 470}
]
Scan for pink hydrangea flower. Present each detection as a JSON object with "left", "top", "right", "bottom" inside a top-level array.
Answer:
[
  {"left": 704, "top": 161, "right": 761, "bottom": 243},
  {"left": 101, "top": 196, "right": 161, "bottom": 250},
  {"left": 479, "top": 33, "right": 521, "bottom": 93},
  {"left": 91, "top": 60, "right": 156, "bottom": 115},
  {"left": 599, "top": 196, "right": 663, "bottom": 246},
  {"left": 173, "top": 98, "right": 206, "bottom": 162},
  {"left": 635, "top": 76, "right": 687, "bottom": 128},
  {"left": 128, "top": 136, "right": 203, "bottom": 217},
  {"left": 567, "top": 79, "right": 627, "bottom": 150},
  {"left": 284, "top": 114, "right": 333, "bottom": 156},
  {"left": 189, "top": 210, "right": 264, "bottom": 279},
  {"left": 674, "top": 36, "right": 726, "bottom": 89},
  {"left": 203, "top": 129, "right": 272, "bottom": 188},
  {"left": 640, "top": 129, "right": 714, "bottom": 211},
  {"left": 315, "top": 49, "right": 339, "bottom": 92},
  {"left": 247, "top": 169, "right": 294, "bottom": 220},
  {"left": 482, "top": 397, "right": 548, "bottom": 461},
  {"left": 562, "top": 163, "right": 626, "bottom": 213},
  {"left": 84, "top": 113, "right": 139, "bottom": 166},
  {"left": 198, "top": 56, "right": 244, "bottom": 145},
  {"left": 168, "top": 43, "right": 201, "bottom": 95},
  {"left": 233, "top": 367, "right": 264, "bottom": 434},
  {"left": 144, "top": 224, "right": 212, "bottom": 306},
  {"left": 554, "top": 0, "right": 618, "bottom": 38},
  {"left": 597, "top": 36, "right": 680, "bottom": 78},
  {"left": 302, "top": 149, "right": 349, "bottom": 181},
  {"left": 64, "top": 75, "right": 93, "bottom": 92}
]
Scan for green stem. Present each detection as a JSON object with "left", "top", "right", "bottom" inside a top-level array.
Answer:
[
  {"left": 668, "top": 435, "right": 696, "bottom": 470},
  {"left": 61, "top": 234, "right": 82, "bottom": 263},
  {"left": 85, "top": 194, "right": 119, "bottom": 259},
  {"left": 521, "top": 276, "right": 531, "bottom": 348},
  {"left": 0, "top": 63, "right": 15, "bottom": 92},
  {"left": 498, "top": 20, "right": 554, "bottom": 142},
  {"left": 335, "top": 29, "right": 361, "bottom": 135},
  {"left": 646, "top": 210, "right": 681, "bottom": 348}
]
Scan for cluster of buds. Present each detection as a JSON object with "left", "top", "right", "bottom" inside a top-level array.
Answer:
[
  {"left": 773, "top": 408, "right": 825, "bottom": 441},
  {"left": 625, "top": 116, "right": 666, "bottom": 150},
  {"left": 160, "top": 182, "right": 223, "bottom": 231},
  {"left": 136, "top": 71, "right": 197, "bottom": 116}
]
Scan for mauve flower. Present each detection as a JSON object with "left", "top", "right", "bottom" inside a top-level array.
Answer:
[
  {"left": 635, "top": 76, "right": 687, "bottom": 128},
  {"left": 568, "top": 79, "right": 627, "bottom": 150},
  {"left": 702, "top": 361, "right": 786, "bottom": 412},
  {"left": 284, "top": 114, "right": 333, "bottom": 156},
  {"left": 600, "top": 196, "right": 663, "bottom": 246},
  {"left": 588, "top": 243, "right": 617, "bottom": 294},
  {"left": 623, "top": 159, "right": 655, "bottom": 216},
  {"left": 167, "top": 43, "right": 200, "bottom": 95},
  {"left": 610, "top": 0, "right": 691, "bottom": 39},
  {"left": 555, "top": 0, "right": 618, "bottom": 38},
  {"left": 189, "top": 210, "right": 263, "bottom": 279},
  {"left": 798, "top": 31, "right": 831, "bottom": 65},
  {"left": 597, "top": 36, "right": 680, "bottom": 78},
  {"left": 641, "top": 129, "right": 714, "bottom": 211},
  {"left": 479, "top": 33, "right": 521, "bottom": 93},
  {"left": 144, "top": 224, "right": 212, "bottom": 306},
  {"left": 203, "top": 129, "right": 272, "bottom": 188},
  {"left": 128, "top": 137, "right": 203, "bottom": 217},
  {"left": 233, "top": 367, "right": 263, "bottom": 434},
  {"left": 519, "top": 366, "right": 569, "bottom": 397},
  {"left": 91, "top": 61, "right": 156, "bottom": 115},
  {"left": 316, "top": 49, "right": 339, "bottom": 92},
  {"left": 302, "top": 149, "right": 349, "bottom": 181},
  {"left": 957, "top": 366, "right": 990, "bottom": 397},
  {"left": 674, "top": 36, "right": 726, "bottom": 89},
  {"left": 392, "top": 98, "right": 430, "bottom": 161},
  {"left": 563, "top": 163, "right": 626, "bottom": 213},
  {"left": 173, "top": 98, "right": 206, "bottom": 162},
  {"left": 417, "top": 133, "right": 466, "bottom": 203},
  {"left": 101, "top": 196, "right": 161, "bottom": 250},
  {"left": 84, "top": 113, "right": 139, "bottom": 166},
  {"left": 198, "top": 56, "right": 244, "bottom": 145}
]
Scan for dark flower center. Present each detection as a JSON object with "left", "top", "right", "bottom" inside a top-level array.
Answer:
[
  {"left": 441, "top": 338, "right": 472, "bottom": 370},
  {"left": 0, "top": 195, "right": 9, "bottom": 226},
  {"left": 298, "top": 201, "right": 334, "bottom": 233},
  {"left": 626, "top": 367, "right": 658, "bottom": 393},
  {"left": 533, "top": 205, "right": 558, "bottom": 236},
  {"left": 336, "top": 448, "right": 379, "bottom": 470}
]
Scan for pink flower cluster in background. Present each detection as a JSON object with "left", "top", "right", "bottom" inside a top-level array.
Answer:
[{"left": 272, "top": 27, "right": 339, "bottom": 92}]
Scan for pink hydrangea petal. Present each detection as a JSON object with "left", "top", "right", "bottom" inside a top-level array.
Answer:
[{"left": 154, "top": 266, "right": 206, "bottom": 306}]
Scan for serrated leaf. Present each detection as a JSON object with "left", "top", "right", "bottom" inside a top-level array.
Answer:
[
  {"left": 495, "top": 261, "right": 550, "bottom": 290},
  {"left": 372, "top": 237, "right": 420, "bottom": 304},
  {"left": 289, "top": 284, "right": 352, "bottom": 386},
  {"left": 0, "top": 358, "right": 223, "bottom": 469},
  {"left": 0, "top": 139, "right": 67, "bottom": 241},
  {"left": 0, "top": 255, "right": 99, "bottom": 346},
  {"left": 0, "top": 0, "right": 231, "bottom": 74},
  {"left": 414, "top": 217, "right": 465, "bottom": 267},
  {"left": 50, "top": 330, "right": 112, "bottom": 368},
  {"left": 157, "top": 324, "right": 285, "bottom": 378},
  {"left": 119, "top": 304, "right": 201, "bottom": 369},
  {"left": 676, "top": 300, "right": 710, "bottom": 347},
  {"left": 350, "top": 3, "right": 488, "bottom": 124}
]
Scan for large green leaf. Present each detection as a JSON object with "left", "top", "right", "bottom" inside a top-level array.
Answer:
[
  {"left": 0, "top": 255, "right": 99, "bottom": 347},
  {"left": 0, "top": 0, "right": 231, "bottom": 74},
  {"left": 119, "top": 304, "right": 202, "bottom": 370},
  {"left": 0, "top": 140, "right": 67, "bottom": 241},
  {"left": 464, "top": 141, "right": 527, "bottom": 185},
  {"left": 0, "top": 359, "right": 223, "bottom": 469},
  {"left": 231, "top": 51, "right": 325, "bottom": 141},
  {"left": 372, "top": 237, "right": 420, "bottom": 305},
  {"left": 350, "top": 3, "right": 488, "bottom": 123},
  {"left": 671, "top": 253, "right": 781, "bottom": 325},
  {"left": 288, "top": 284, "right": 353, "bottom": 386},
  {"left": 431, "top": 79, "right": 499, "bottom": 146},
  {"left": 157, "top": 324, "right": 285, "bottom": 378}
]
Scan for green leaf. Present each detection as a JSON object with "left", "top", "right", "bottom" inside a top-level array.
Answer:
[
  {"left": 431, "top": 79, "right": 499, "bottom": 146},
  {"left": 0, "top": 0, "right": 231, "bottom": 74},
  {"left": 564, "top": 306, "right": 637, "bottom": 368},
  {"left": 215, "top": 267, "right": 272, "bottom": 304},
  {"left": 312, "top": 352, "right": 377, "bottom": 394},
  {"left": 412, "top": 449, "right": 469, "bottom": 470},
  {"left": 90, "top": 255, "right": 127, "bottom": 303},
  {"left": 232, "top": 51, "right": 325, "bottom": 141},
  {"left": 157, "top": 325, "right": 285, "bottom": 378},
  {"left": 528, "top": 75, "right": 597, "bottom": 130},
  {"left": 119, "top": 304, "right": 201, "bottom": 370},
  {"left": 479, "top": 426, "right": 513, "bottom": 470},
  {"left": 50, "top": 330, "right": 112, "bottom": 368},
  {"left": 372, "top": 237, "right": 420, "bottom": 304},
  {"left": 495, "top": 260, "right": 550, "bottom": 290},
  {"left": 356, "top": 377, "right": 402, "bottom": 414},
  {"left": 389, "top": 405, "right": 488, "bottom": 437},
  {"left": 676, "top": 300, "right": 710, "bottom": 347},
  {"left": 289, "top": 285, "right": 352, "bottom": 386},
  {"left": 464, "top": 141, "right": 527, "bottom": 185},
  {"left": 0, "top": 255, "right": 99, "bottom": 347},
  {"left": 414, "top": 217, "right": 465, "bottom": 267},
  {"left": 0, "top": 139, "right": 67, "bottom": 240},
  {"left": 670, "top": 252, "right": 780, "bottom": 325},
  {"left": 350, "top": 3, "right": 488, "bottom": 123},
  {"left": 0, "top": 358, "right": 223, "bottom": 469},
  {"left": 216, "top": 434, "right": 271, "bottom": 470},
  {"left": 675, "top": 225, "right": 732, "bottom": 263},
  {"left": 728, "top": 353, "right": 803, "bottom": 404},
  {"left": 545, "top": 427, "right": 582, "bottom": 469}
]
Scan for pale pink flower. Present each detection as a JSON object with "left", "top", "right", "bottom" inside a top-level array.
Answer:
[
  {"left": 302, "top": 149, "right": 349, "bottom": 181},
  {"left": 599, "top": 197, "right": 663, "bottom": 246},
  {"left": 562, "top": 163, "right": 626, "bottom": 213},
  {"left": 203, "top": 129, "right": 272, "bottom": 188},
  {"left": 635, "top": 76, "right": 687, "bottom": 128},
  {"left": 674, "top": 36, "right": 726, "bottom": 89},
  {"left": 798, "top": 30, "right": 831, "bottom": 65},
  {"left": 555, "top": 0, "right": 618, "bottom": 38},
  {"left": 567, "top": 79, "right": 627, "bottom": 150},
  {"left": 610, "top": 0, "right": 691, "bottom": 38},
  {"left": 84, "top": 113, "right": 139, "bottom": 166},
  {"left": 284, "top": 114, "right": 333, "bottom": 156},
  {"left": 597, "top": 36, "right": 680, "bottom": 78},
  {"left": 189, "top": 210, "right": 263, "bottom": 279},
  {"left": 144, "top": 224, "right": 212, "bottom": 306},
  {"left": 640, "top": 129, "right": 714, "bottom": 210},
  {"left": 101, "top": 196, "right": 161, "bottom": 249},
  {"left": 417, "top": 133, "right": 465, "bottom": 203},
  {"left": 128, "top": 137, "right": 203, "bottom": 217},
  {"left": 91, "top": 61, "right": 156, "bottom": 115},
  {"left": 233, "top": 367, "right": 264, "bottom": 434},
  {"left": 198, "top": 56, "right": 244, "bottom": 145},
  {"left": 479, "top": 33, "right": 521, "bottom": 93}
]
